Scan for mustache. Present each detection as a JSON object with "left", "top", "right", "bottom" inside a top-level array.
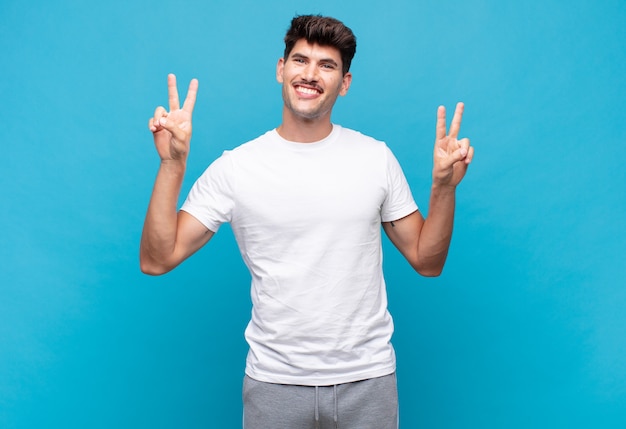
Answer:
[{"left": 294, "top": 80, "right": 324, "bottom": 93}]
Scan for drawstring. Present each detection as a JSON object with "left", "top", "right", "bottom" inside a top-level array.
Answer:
[
  {"left": 315, "top": 386, "right": 320, "bottom": 428},
  {"left": 314, "top": 384, "right": 339, "bottom": 428},
  {"left": 333, "top": 384, "right": 338, "bottom": 428}
]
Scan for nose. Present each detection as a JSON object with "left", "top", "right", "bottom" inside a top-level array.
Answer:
[{"left": 302, "top": 62, "right": 318, "bottom": 82}]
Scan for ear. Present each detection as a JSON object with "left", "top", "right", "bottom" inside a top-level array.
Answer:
[
  {"left": 339, "top": 72, "right": 352, "bottom": 96},
  {"left": 276, "top": 58, "right": 285, "bottom": 83}
]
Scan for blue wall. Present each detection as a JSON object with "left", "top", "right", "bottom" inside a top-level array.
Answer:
[{"left": 1, "top": 0, "right": 625, "bottom": 427}]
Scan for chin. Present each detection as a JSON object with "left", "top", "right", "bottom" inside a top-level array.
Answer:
[{"left": 285, "top": 106, "right": 321, "bottom": 120}]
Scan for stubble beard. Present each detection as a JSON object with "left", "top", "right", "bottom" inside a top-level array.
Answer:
[{"left": 282, "top": 84, "right": 339, "bottom": 121}]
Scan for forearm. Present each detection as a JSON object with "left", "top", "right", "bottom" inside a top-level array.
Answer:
[
  {"left": 386, "top": 102, "right": 471, "bottom": 276},
  {"left": 416, "top": 184, "right": 456, "bottom": 276},
  {"left": 140, "top": 160, "right": 186, "bottom": 273}
]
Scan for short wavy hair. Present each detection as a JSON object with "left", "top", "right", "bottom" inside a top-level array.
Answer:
[{"left": 283, "top": 15, "right": 357, "bottom": 75}]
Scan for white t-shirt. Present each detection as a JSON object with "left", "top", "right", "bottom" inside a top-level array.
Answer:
[{"left": 181, "top": 125, "right": 418, "bottom": 386}]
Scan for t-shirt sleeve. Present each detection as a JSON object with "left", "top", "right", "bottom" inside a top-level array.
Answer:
[
  {"left": 180, "top": 151, "right": 235, "bottom": 233},
  {"left": 380, "top": 145, "right": 418, "bottom": 222}
]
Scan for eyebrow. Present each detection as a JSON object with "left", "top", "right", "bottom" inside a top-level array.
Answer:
[{"left": 291, "top": 52, "right": 339, "bottom": 68}]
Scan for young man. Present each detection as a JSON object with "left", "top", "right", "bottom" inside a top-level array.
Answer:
[{"left": 141, "top": 15, "right": 473, "bottom": 429}]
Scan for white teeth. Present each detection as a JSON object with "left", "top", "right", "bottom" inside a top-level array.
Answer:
[{"left": 296, "top": 86, "right": 319, "bottom": 95}]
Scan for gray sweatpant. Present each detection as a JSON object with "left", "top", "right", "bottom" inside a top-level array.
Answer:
[{"left": 243, "top": 373, "right": 398, "bottom": 429}]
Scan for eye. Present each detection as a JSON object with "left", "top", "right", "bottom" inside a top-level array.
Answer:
[{"left": 321, "top": 63, "right": 337, "bottom": 70}]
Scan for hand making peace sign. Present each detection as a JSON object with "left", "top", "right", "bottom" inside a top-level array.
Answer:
[
  {"left": 148, "top": 74, "right": 199, "bottom": 162},
  {"left": 432, "top": 102, "right": 474, "bottom": 188}
]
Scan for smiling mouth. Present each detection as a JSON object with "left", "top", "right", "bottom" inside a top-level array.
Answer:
[{"left": 294, "top": 84, "right": 323, "bottom": 96}]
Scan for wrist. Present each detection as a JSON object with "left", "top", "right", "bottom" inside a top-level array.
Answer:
[
  {"left": 160, "top": 158, "right": 187, "bottom": 176},
  {"left": 431, "top": 182, "right": 457, "bottom": 196}
]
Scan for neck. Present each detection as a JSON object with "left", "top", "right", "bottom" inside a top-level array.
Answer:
[{"left": 276, "top": 107, "right": 333, "bottom": 143}]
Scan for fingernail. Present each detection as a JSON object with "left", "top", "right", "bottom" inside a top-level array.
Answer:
[{"left": 160, "top": 118, "right": 167, "bottom": 125}]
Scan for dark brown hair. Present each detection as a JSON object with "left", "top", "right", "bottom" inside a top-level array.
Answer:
[{"left": 283, "top": 15, "right": 357, "bottom": 75}]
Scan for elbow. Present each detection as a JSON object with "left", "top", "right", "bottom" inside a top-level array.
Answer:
[
  {"left": 410, "top": 249, "right": 448, "bottom": 277},
  {"left": 411, "top": 259, "right": 445, "bottom": 277},
  {"left": 139, "top": 254, "right": 172, "bottom": 276},
  {"left": 140, "top": 263, "right": 167, "bottom": 276},
  {"left": 417, "top": 266, "right": 444, "bottom": 277},
  {"left": 140, "top": 261, "right": 166, "bottom": 276}
]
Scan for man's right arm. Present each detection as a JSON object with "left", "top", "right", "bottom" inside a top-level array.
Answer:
[
  {"left": 139, "top": 160, "right": 214, "bottom": 275},
  {"left": 139, "top": 74, "right": 213, "bottom": 275}
]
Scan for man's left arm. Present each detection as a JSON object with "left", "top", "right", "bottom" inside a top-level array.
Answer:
[{"left": 383, "top": 102, "right": 474, "bottom": 277}]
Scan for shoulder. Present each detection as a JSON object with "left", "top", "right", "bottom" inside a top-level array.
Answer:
[
  {"left": 336, "top": 125, "right": 384, "bottom": 145},
  {"left": 222, "top": 129, "right": 277, "bottom": 159},
  {"left": 197, "top": 130, "right": 273, "bottom": 175},
  {"left": 236, "top": 129, "right": 275, "bottom": 149},
  {"left": 335, "top": 125, "right": 393, "bottom": 159}
]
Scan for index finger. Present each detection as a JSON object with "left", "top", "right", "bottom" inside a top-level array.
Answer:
[
  {"left": 167, "top": 73, "right": 180, "bottom": 111},
  {"left": 436, "top": 105, "right": 447, "bottom": 140},
  {"left": 182, "top": 78, "right": 199, "bottom": 113},
  {"left": 448, "top": 102, "right": 465, "bottom": 138}
]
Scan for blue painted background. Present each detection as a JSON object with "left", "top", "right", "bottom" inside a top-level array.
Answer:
[{"left": 1, "top": 0, "right": 625, "bottom": 427}]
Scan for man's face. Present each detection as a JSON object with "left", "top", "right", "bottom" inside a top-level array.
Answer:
[{"left": 277, "top": 39, "right": 352, "bottom": 121}]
